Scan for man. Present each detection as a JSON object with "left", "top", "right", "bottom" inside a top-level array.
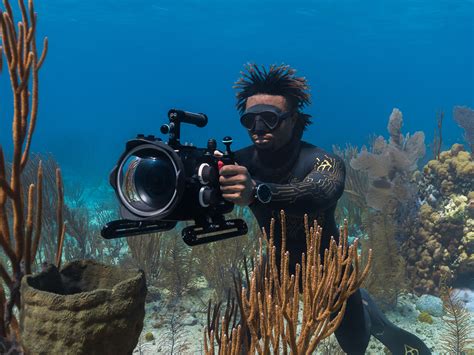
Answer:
[{"left": 216, "top": 63, "right": 431, "bottom": 355}]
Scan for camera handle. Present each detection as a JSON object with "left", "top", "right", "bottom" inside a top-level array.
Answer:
[
  {"left": 181, "top": 136, "right": 249, "bottom": 245},
  {"left": 161, "top": 109, "right": 208, "bottom": 147}
]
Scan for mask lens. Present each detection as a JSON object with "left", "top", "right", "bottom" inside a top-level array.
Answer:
[
  {"left": 240, "top": 111, "right": 280, "bottom": 130},
  {"left": 240, "top": 113, "right": 256, "bottom": 129},
  {"left": 259, "top": 112, "right": 279, "bottom": 129}
]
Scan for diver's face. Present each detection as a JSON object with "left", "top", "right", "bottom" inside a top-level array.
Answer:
[{"left": 245, "top": 94, "right": 298, "bottom": 151}]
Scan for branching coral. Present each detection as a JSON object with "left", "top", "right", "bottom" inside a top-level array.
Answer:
[
  {"left": 204, "top": 210, "right": 372, "bottom": 354},
  {"left": 0, "top": 0, "right": 65, "bottom": 345}
]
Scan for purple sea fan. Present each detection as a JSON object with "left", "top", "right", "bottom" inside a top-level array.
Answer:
[{"left": 453, "top": 106, "right": 474, "bottom": 152}]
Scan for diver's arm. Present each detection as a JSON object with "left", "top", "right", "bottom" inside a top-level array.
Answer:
[{"left": 252, "top": 154, "right": 346, "bottom": 215}]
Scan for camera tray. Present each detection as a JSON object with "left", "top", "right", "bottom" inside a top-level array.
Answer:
[
  {"left": 101, "top": 217, "right": 248, "bottom": 246},
  {"left": 182, "top": 218, "right": 248, "bottom": 246},
  {"left": 101, "top": 219, "right": 178, "bottom": 239}
]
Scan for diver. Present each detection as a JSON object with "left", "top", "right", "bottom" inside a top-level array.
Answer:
[{"left": 215, "top": 63, "right": 431, "bottom": 355}]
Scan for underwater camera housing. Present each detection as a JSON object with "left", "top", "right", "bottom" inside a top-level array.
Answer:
[{"left": 101, "top": 109, "right": 248, "bottom": 246}]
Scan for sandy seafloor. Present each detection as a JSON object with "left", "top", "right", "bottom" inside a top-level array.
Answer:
[{"left": 132, "top": 277, "right": 474, "bottom": 355}]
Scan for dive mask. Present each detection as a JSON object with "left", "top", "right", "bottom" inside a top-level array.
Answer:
[{"left": 240, "top": 104, "right": 293, "bottom": 131}]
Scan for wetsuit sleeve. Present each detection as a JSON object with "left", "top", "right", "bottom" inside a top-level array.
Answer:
[{"left": 252, "top": 153, "right": 346, "bottom": 215}]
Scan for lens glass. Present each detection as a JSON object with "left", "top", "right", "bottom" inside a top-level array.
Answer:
[
  {"left": 240, "top": 113, "right": 255, "bottom": 129},
  {"left": 259, "top": 112, "right": 279, "bottom": 128},
  {"left": 240, "top": 111, "right": 280, "bottom": 130},
  {"left": 120, "top": 150, "right": 176, "bottom": 213}
]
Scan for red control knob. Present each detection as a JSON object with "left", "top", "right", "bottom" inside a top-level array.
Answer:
[{"left": 217, "top": 160, "right": 224, "bottom": 171}]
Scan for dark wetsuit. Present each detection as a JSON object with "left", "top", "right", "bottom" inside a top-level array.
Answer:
[{"left": 234, "top": 132, "right": 371, "bottom": 354}]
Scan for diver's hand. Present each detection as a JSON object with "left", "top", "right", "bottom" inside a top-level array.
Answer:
[{"left": 214, "top": 150, "right": 256, "bottom": 206}]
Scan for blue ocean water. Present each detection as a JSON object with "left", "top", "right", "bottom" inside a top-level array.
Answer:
[{"left": 1, "top": 0, "right": 473, "bottom": 183}]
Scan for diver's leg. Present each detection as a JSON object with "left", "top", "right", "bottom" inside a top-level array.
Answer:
[
  {"left": 359, "top": 288, "right": 432, "bottom": 355},
  {"left": 334, "top": 288, "right": 371, "bottom": 355}
]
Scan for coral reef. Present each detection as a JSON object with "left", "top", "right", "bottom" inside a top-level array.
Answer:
[
  {"left": 404, "top": 144, "right": 473, "bottom": 294},
  {"left": 204, "top": 211, "right": 372, "bottom": 354}
]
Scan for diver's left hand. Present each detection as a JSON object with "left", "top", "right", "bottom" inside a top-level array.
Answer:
[{"left": 214, "top": 150, "right": 256, "bottom": 206}]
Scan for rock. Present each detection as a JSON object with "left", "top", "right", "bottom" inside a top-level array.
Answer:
[
  {"left": 416, "top": 294, "right": 444, "bottom": 317},
  {"left": 452, "top": 288, "right": 474, "bottom": 312},
  {"left": 396, "top": 294, "right": 420, "bottom": 320}
]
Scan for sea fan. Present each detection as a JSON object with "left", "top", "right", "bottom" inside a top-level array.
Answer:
[{"left": 440, "top": 287, "right": 474, "bottom": 354}]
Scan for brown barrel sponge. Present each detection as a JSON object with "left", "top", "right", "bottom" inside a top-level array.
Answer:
[{"left": 20, "top": 259, "right": 147, "bottom": 355}]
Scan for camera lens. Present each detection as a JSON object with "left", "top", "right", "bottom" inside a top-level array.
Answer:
[
  {"left": 120, "top": 147, "right": 179, "bottom": 216},
  {"left": 134, "top": 157, "right": 175, "bottom": 208}
]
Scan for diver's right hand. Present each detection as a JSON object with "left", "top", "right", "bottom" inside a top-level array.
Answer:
[{"left": 213, "top": 152, "right": 256, "bottom": 206}]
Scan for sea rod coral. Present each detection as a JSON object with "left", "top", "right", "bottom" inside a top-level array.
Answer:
[
  {"left": 0, "top": 0, "right": 66, "bottom": 349},
  {"left": 204, "top": 211, "right": 372, "bottom": 354}
]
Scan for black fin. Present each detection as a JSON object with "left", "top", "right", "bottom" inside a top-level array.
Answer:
[{"left": 360, "top": 288, "right": 432, "bottom": 355}]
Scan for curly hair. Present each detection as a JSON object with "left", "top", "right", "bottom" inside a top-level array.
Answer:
[{"left": 233, "top": 63, "right": 313, "bottom": 131}]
